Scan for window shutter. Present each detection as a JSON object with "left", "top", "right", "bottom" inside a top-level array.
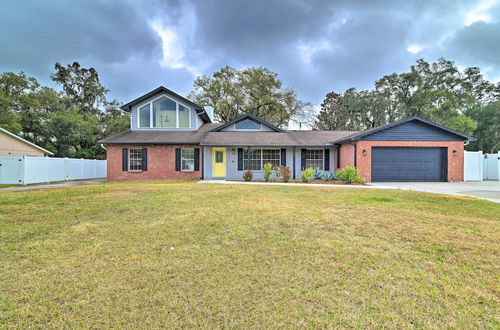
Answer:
[
  {"left": 122, "top": 148, "right": 128, "bottom": 171},
  {"left": 237, "top": 148, "right": 243, "bottom": 171},
  {"left": 324, "top": 149, "right": 330, "bottom": 171},
  {"left": 301, "top": 149, "right": 306, "bottom": 170},
  {"left": 175, "top": 148, "right": 181, "bottom": 171},
  {"left": 280, "top": 149, "right": 286, "bottom": 166},
  {"left": 141, "top": 148, "right": 148, "bottom": 171},
  {"left": 194, "top": 148, "right": 200, "bottom": 171}
]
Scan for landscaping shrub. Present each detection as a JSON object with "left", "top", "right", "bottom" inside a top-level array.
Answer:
[
  {"left": 275, "top": 165, "right": 291, "bottom": 182},
  {"left": 353, "top": 176, "right": 366, "bottom": 184},
  {"left": 313, "top": 168, "right": 323, "bottom": 180},
  {"left": 301, "top": 167, "right": 314, "bottom": 183},
  {"left": 243, "top": 170, "right": 253, "bottom": 181},
  {"left": 263, "top": 163, "right": 274, "bottom": 182},
  {"left": 321, "top": 172, "right": 336, "bottom": 181},
  {"left": 335, "top": 166, "right": 365, "bottom": 184}
]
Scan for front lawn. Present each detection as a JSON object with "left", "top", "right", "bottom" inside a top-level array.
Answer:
[{"left": 1, "top": 181, "right": 498, "bottom": 328}]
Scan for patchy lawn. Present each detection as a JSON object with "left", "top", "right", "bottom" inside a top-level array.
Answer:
[{"left": 0, "top": 181, "right": 498, "bottom": 328}]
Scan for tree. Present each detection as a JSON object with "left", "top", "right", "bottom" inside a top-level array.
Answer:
[
  {"left": 51, "top": 62, "right": 109, "bottom": 115},
  {"left": 466, "top": 103, "right": 500, "bottom": 153},
  {"left": 315, "top": 58, "right": 500, "bottom": 143},
  {"left": 189, "top": 66, "right": 313, "bottom": 127}
]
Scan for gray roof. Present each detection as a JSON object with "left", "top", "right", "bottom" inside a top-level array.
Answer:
[{"left": 99, "top": 124, "right": 356, "bottom": 146}]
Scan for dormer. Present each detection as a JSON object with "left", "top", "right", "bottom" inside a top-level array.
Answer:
[
  {"left": 121, "top": 86, "right": 211, "bottom": 131},
  {"left": 210, "top": 113, "right": 283, "bottom": 132}
]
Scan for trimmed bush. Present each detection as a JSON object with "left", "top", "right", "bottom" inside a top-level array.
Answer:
[
  {"left": 335, "top": 166, "right": 365, "bottom": 184},
  {"left": 301, "top": 167, "right": 314, "bottom": 183},
  {"left": 275, "top": 165, "right": 291, "bottom": 183},
  {"left": 243, "top": 170, "right": 253, "bottom": 181},
  {"left": 263, "top": 163, "right": 274, "bottom": 182}
]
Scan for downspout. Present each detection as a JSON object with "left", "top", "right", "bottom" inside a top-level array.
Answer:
[
  {"left": 100, "top": 144, "right": 107, "bottom": 151},
  {"left": 292, "top": 146, "right": 296, "bottom": 180}
]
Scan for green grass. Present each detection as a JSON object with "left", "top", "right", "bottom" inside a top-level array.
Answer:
[{"left": 1, "top": 181, "right": 499, "bottom": 328}]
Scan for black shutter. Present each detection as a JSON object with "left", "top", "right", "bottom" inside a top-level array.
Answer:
[
  {"left": 142, "top": 148, "right": 148, "bottom": 171},
  {"left": 122, "top": 148, "right": 128, "bottom": 171},
  {"left": 175, "top": 148, "right": 181, "bottom": 171},
  {"left": 301, "top": 149, "right": 306, "bottom": 170},
  {"left": 238, "top": 148, "right": 243, "bottom": 171},
  {"left": 324, "top": 149, "right": 330, "bottom": 171},
  {"left": 194, "top": 148, "right": 200, "bottom": 171},
  {"left": 280, "top": 149, "right": 286, "bottom": 166}
]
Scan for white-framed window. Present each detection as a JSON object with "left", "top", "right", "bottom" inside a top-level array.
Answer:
[
  {"left": 181, "top": 148, "right": 195, "bottom": 171},
  {"left": 138, "top": 104, "right": 151, "bottom": 128},
  {"left": 129, "top": 148, "right": 142, "bottom": 171},
  {"left": 305, "top": 149, "right": 323, "bottom": 170},
  {"left": 137, "top": 95, "right": 191, "bottom": 129},
  {"left": 243, "top": 149, "right": 280, "bottom": 170}
]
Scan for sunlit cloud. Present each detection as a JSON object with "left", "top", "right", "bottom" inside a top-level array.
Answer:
[
  {"left": 407, "top": 44, "right": 424, "bottom": 54},
  {"left": 150, "top": 20, "right": 200, "bottom": 76},
  {"left": 298, "top": 40, "right": 332, "bottom": 64},
  {"left": 464, "top": 0, "right": 496, "bottom": 25}
]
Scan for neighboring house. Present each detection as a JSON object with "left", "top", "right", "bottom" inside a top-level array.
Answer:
[
  {"left": 0, "top": 127, "right": 53, "bottom": 157},
  {"left": 99, "top": 86, "right": 475, "bottom": 182}
]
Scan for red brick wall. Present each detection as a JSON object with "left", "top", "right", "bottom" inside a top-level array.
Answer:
[
  {"left": 106, "top": 145, "right": 202, "bottom": 181},
  {"left": 339, "top": 143, "right": 355, "bottom": 169},
  {"left": 355, "top": 141, "right": 464, "bottom": 182}
]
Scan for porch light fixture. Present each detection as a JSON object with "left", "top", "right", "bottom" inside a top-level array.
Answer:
[
  {"left": 453, "top": 150, "right": 458, "bottom": 156},
  {"left": 231, "top": 148, "right": 235, "bottom": 155},
  {"left": 362, "top": 149, "right": 367, "bottom": 156}
]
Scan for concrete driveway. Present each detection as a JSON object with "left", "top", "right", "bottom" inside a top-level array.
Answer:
[{"left": 369, "top": 181, "right": 500, "bottom": 203}]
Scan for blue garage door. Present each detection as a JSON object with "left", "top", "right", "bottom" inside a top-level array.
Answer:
[{"left": 372, "top": 147, "right": 447, "bottom": 182}]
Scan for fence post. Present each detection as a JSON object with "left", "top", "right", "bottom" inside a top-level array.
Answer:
[
  {"left": 22, "top": 155, "right": 26, "bottom": 185},
  {"left": 65, "top": 157, "right": 69, "bottom": 181}
]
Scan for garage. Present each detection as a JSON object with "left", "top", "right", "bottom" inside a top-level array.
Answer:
[{"left": 371, "top": 147, "right": 447, "bottom": 182}]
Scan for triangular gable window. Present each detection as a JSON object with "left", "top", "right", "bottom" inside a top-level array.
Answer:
[{"left": 235, "top": 119, "right": 261, "bottom": 130}]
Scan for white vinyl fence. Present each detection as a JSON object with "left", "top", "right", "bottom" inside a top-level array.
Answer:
[
  {"left": 0, "top": 156, "right": 106, "bottom": 185},
  {"left": 464, "top": 151, "right": 500, "bottom": 181},
  {"left": 483, "top": 152, "right": 500, "bottom": 180}
]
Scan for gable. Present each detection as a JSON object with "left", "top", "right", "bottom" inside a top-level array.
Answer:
[
  {"left": 357, "top": 120, "right": 465, "bottom": 141},
  {"left": 211, "top": 113, "right": 283, "bottom": 132},
  {"left": 219, "top": 118, "right": 275, "bottom": 132}
]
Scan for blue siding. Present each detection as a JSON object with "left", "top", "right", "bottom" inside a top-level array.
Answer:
[{"left": 359, "top": 121, "right": 464, "bottom": 141}]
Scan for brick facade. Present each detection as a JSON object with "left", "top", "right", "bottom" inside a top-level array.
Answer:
[
  {"left": 338, "top": 141, "right": 464, "bottom": 182},
  {"left": 106, "top": 145, "right": 202, "bottom": 181},
  {"left": 338, "top": 143, "right": 355, "bottom": 170}
]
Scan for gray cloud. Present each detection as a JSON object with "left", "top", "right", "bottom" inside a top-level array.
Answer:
[{"left": 0, "top": 0, "right": 498, "bottom": 105}]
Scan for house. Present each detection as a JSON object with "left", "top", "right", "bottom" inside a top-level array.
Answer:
[
  {"left": 99, "top": 86, "right": 475, "bottom": 182},
  {"left": 0, "top": 127, "right": 53, "bottom": 157}
]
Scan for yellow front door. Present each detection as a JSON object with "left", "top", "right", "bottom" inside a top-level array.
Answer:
[{"left": 212, "top": 148, "right": 226, "bottom": 177}]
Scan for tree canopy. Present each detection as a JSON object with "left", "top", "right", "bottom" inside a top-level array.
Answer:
[
  {"left": 189, "top": 66, "right": 313, "bottom": 127},
  {"left": 0, "top": 63, "right": 129, "bottom": 158},
  {"left": 314, "top": 58, "right": 500, "bottom": 151}
]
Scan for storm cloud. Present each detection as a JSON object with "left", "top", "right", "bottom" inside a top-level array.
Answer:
[{"left": 1, "top": 0, "right": 499, "bottom": 105}]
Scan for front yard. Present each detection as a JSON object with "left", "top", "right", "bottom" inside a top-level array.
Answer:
[{"left": 1, "top": 181, "right": 498, "bottom": 328}]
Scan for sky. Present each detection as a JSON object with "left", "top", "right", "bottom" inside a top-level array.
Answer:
[{"left": 1, "top": 0, "right": 499, "bottom": 107}]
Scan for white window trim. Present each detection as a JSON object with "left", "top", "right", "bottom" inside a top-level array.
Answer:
[
  {"left": 243, "top": 148, "right": 281, "bottom": 171},
  {"left": 304, "top": 148, "right": 324, "bottom": 170},
  {"left": 181, "top": 148, "right": 195, "bottom": 172},
  {"left": 128, "top": 148, "right": 143, "bottom": 171},
  {"left": 136, "top": 93, "right": 191, "bottom": 129}
]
